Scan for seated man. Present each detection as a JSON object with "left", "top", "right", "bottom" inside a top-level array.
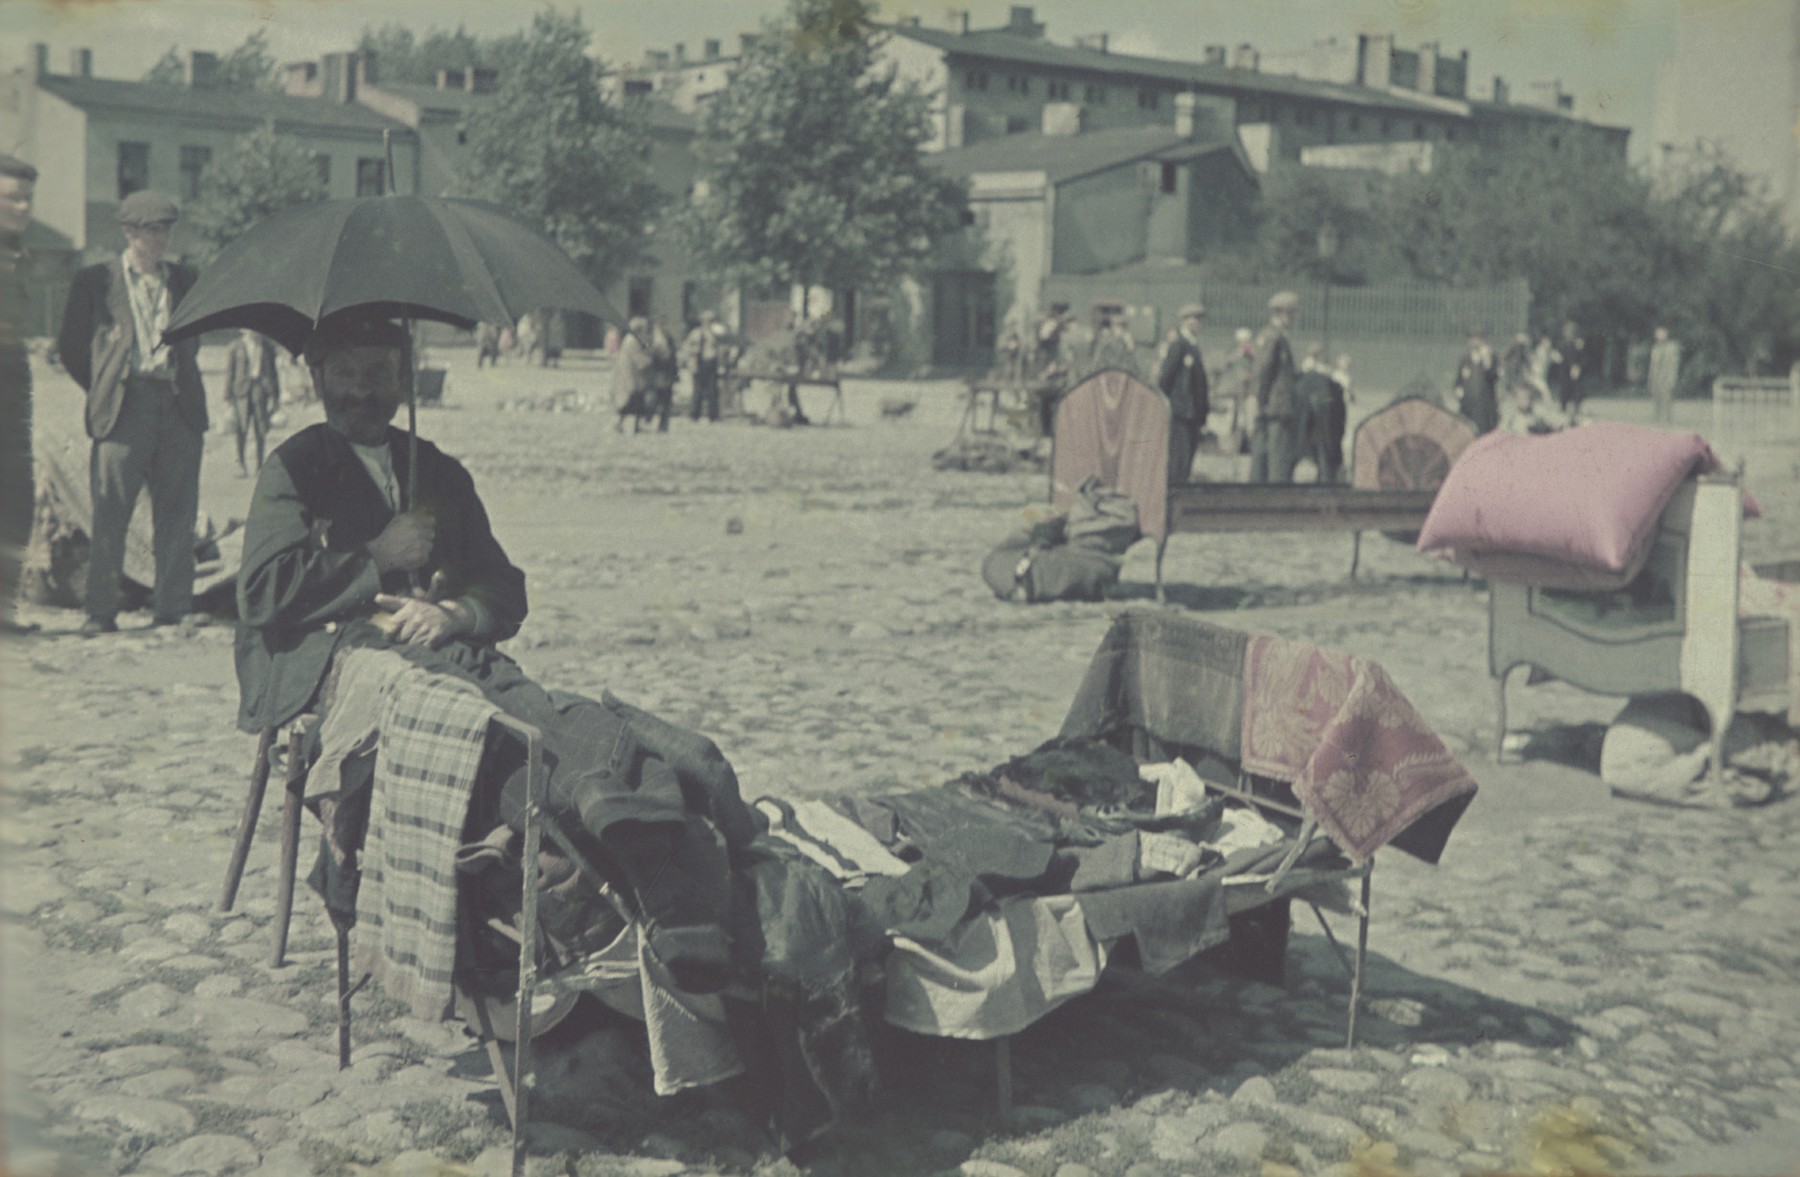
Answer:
[{"left": 235, "top": 315, "right": 744, "bottom": 991}]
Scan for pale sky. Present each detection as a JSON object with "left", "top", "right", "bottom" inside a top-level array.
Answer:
[{"left": 0, "top": 0, "right": 1735, "bottom": 163}]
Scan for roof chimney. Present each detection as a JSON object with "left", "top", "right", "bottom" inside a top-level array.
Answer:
[
  {"left": 28, "top": 43, "right": 48, "bottom": 80},
  {"left": 1231, "top": 43, "right": 1258, "bottom": 71},
  {"left": 1357, "top": 33, "right": 1391, "bottom": 88},
  {"left": 284, "top": 60, "right": 320, "bottom": 97},
  {"left": 704, "top": 38, "right": 721, "bottom": 60},
  {"left": 320, "top": 52, "right": 355, "bottom": 103},
  {"left": 1417, "top": 41, "right": 1439, "bottom": 97},
  {"left": 1203, "top": 45, "right": 1226, "bottom": 67},
  {"left": 356, "top": 49, "right": 377, "bottom": 87},
  {"left": 1006, "top": 6, "right": 1044, "bottom": 37},
  {"left": 1491, "top": 76, "right": 1508, "bottom": 105},
  {"left": 185, "top": 50, "right": 220, "bottom": 88},
  {"left": 673, "top": 43, "right": 686, "bottom": 64},
  {"left": 1075, "top": 32, "right": 1109, "bottom": 53},
  {"left": 70, "top": 48, "right": 92, "bottom": 77}
]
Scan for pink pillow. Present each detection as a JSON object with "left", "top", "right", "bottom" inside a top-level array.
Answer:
[
  {"left": 1446, "top": 549, "right": 1651, "bottom": 592},
  {"left": 1416, "top": 423, "right": 1722, "bottom": 578}
]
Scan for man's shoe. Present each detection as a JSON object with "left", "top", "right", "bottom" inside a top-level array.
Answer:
[{"left": 79, "top": 615, "right": 118, "bottom": 636}]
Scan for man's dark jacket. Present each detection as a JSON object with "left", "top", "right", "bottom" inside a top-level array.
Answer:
[
  {"left": 1157, "top": 332, "right": 1209, "bottom": 423},
  {"left": 57, "top": 257, "right": 208, "bottom": 440},
  {"left": 235, "top": 423, "right": 528, "bottom": 732}
]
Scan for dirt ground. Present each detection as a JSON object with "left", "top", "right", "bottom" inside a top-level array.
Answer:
[{"left": 3, "top": 349, "right": 1799, "bottom": 1177}]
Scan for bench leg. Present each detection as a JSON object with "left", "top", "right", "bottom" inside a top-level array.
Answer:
[
  {"left": 1349, "top": 531, "right": 1361, "bottom": 580},
  {"left": 271, "top": 725, "right": 308, "bottom": 969},
  {"left": 220, "top": 727, "right": 276, "bottom": 913},
  {"left": 1493, "top": 667, "right": 1511, "bottom": 764},
  {"left": 1346, "top": 864, "right": 1372, "bottom": 1050},
  {"left": 1154, "top": 537, "right": 1169, "bottom": 605}
]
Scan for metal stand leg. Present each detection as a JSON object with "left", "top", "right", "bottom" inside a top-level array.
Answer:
[
  {"left": 220, "top": 727, "right": 275, "bottom": 912},
  {"left": 1493, "top": 667, "right": 1511, "bottom": 764},
  {"left": 494, "top": 715, "right": 545, "bottom": 1177},
  {"left": 271, "top": 724, "right": 309, "bottom": 969},
  {"left": 333, "top": 915, "right": 368, "bottom": 1070},
  {"left": 995, "top": 1037, "right": 1013, "bottom": 1125},
  {"left": 1346, "top": 864, "right": 1372, "bottom": 1049}
]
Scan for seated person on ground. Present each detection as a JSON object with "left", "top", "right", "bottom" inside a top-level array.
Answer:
[
  {"left": 234, "top": 314, "right": 743, "bottom": 994},
  {"left": 1499, "top": 372, "right": 1569, "bottom": 436}
]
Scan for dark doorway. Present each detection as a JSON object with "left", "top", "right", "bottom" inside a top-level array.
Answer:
[{"left": 931, "top": 270, "right": 997, "bottom": 367}]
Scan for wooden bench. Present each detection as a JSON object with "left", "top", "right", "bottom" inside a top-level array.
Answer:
[{"left": 1049, "top": 370, "right": 1475, "bottom": 598}]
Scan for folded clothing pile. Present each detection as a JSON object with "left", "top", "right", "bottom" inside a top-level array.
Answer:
[{"left": 1416, "top": 422, "right": 1753, "bottom": 590}]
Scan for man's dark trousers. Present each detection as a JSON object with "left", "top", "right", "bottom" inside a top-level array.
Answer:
[
  {"left": 0, "top": 349, "right": 32, "bottom": 622},
  {"left": 1249, "top": 416, "right": 1299, "bottom": 483},
  {"left": 689, "top": 360, "right": 720, "bottom": 421},
  {"left": 88, "top": 376, "right": 203, "bottom": 622}
]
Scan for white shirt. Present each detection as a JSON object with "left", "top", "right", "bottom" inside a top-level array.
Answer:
[
  {"left": 120, "top": 249, "right": 171, "bottom": 376},
  {"left": 350, "top": 441, "right": 400, "bottom": 511}
]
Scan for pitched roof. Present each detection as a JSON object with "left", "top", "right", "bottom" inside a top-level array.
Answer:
[
  {"left": 887, "top": 25, "right": 1461, "bottom": 117},
  {"left": 38, "top": 75, "right": 405, "bottom": 136},
  {"left": 930, "top": 126, "right": 1241, "bottom": 184},
  {"left": 366, "top": 81, "right": 486, "bottom": 116}
]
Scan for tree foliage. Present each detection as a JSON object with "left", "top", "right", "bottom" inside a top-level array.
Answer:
[
  {"left": 452, "top": 10, "right": 660, "bottom": 282},
  {"left": 184, "top": 121, "right": 327, "bottom": 262},
  {"left": 143, "top": 30, "right": 280, "bottom": 92},
  {"left": 673, "top": 0, "right": 968, "bottom": 300}
]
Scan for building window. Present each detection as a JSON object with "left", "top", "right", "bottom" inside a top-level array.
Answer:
[
  {"left": 1084, "top": 84, "right": 1105, "bottom": 104},
  {"left": 1549, "top": 134, "right": 1561, "bottom": 150},
  {"left": 117, "top": 141, "right": 150, "bottom": 201},
  {"left": 1445, "top": 127, "right": 1455, "bottom": 142},
  {"left": 965, "top": 70, "right": 989, "bottom": 91},
  {"left": 1160, "top": 162, "right": 1177, "bottom": 194},
  {"left": 1048, "top": 80, "right": 1070, "bottom": 100},
  {"left": 1413, "top": 122, "right": 1426, "bottom": 140},
  {"left": 960, "top": 208, "right": 977, "bottom": 226},
  {"left": 1349, "top": 115, "right": 1361, "bottom": 132},
  {"left": 178, "top": 145, "right": 211, "bottom": 201},
  {"left": 1296, "top": 106, "right": 1314, "bottom": 126},
  {"left": 1005, "top": 115, "right": 1029, "bottom": 134},
  {"left": 1381, "top": 117, "right": 1393, "bottom": 135},
  {"left": 1138, "top": 90, "right": 1159, "bottom": 110},
  {"left": 624, "top": 79, "right": 653, "bottom": 98},
  {"left": 1240, "top": 99, "right": 1261, "bottom": 121},
  {"left": 355, "top": 157, "right": 386, "bottom": 198},
  {"left": 456, "top": 129, "right": 467, "bottom": 146},
  {"left": 312, "top": 154, "right": 331, "bottom": 190},
  {"left": 628, "top": 276, "right": 653, "bottom": 318}
]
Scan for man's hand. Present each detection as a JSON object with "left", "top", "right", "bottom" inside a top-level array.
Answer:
[
  {"left": 366, "top": 512, "right": 435, "bottom": 574},
  {"left": 373, "top": 593, "right": 471, "bottom": 649}
]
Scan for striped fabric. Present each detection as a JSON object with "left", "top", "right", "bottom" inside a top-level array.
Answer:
[{"left": 353, "top": 662, "right": 497, "bottom": 1021}]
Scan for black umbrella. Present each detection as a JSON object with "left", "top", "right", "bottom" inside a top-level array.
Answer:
[
  {"left": 163, "top": 194, "right": 619, "bottom": 525},
  {"left": 163, "top": 195, "right": 619, "bottom": 353}
]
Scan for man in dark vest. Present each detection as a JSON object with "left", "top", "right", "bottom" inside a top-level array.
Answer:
[
  {"left": 1157, "top": 302, "right": 1210, "bottom": 484},
  {"left": 57, "top": 190, "right": 209, "bottom": 634},
  {"left": 1453, "top": 325, "right": 1500, "bottom": 435}
]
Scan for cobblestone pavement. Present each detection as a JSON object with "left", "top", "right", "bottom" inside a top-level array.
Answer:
[{"left": 4, "top": 356, "right": 1798, "bottom": 1177}]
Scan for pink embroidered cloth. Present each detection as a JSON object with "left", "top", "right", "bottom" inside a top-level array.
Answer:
[
  {"left": 1051, "top": 369, "right": 1170, "bottom": 540},
  {"left": 1240, "top": 634, "right": 1478, "bottom": 864}
]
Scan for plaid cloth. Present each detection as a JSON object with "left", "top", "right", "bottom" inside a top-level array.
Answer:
[{"left": 352, "top": 660, "right": 498, "bottom": 1021}]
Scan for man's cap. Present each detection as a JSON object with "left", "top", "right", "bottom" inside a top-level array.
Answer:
[
  {"left": 1268, "top": 290, "right": 1299, "bottom": 311},
  {"left": 303, "top": 315, "right": 409, "bottom": 365},
  {"left": 1178, "top": 303, "right": 1207, "bottom": 321},
  {"left": 118, "top": 190, "right": 179, "bottom": 226},
  {"left": 0, "top": 154, "right": 38, "bottom": 183}
]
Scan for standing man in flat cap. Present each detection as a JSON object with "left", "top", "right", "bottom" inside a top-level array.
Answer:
[
  {"left": 1157, "top": 302, "right": 1210, "bottom": 484},
  {"left": 1249, "top": 290, "right": 1301, "bottom": 484},
  {"left": 57, "top": 190, "right": 209, "bottom": 634},
  {"left": 0, "top": 155, "right": 39, "bottom": 635}
]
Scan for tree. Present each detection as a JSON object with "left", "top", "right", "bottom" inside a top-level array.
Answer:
[
  {"left": 673, "top": 0, "right": 968, "bottom": 308},
  {"left": 452, "top": 10, "right": 659, "bottom": 283},
  {"left": 356, "top": 23, "right": 521, "bottom": 86},
  {"left": 142, "top": 31, "right": 279, "bottom": 92},
  {"left": 184, "top": 121, "right": 327, "bottom": 262}
]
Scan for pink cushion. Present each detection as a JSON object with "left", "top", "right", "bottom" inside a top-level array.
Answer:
[
  {"left": 1444, "top": 548, "right": 1651, "bottom": 592},
  {"left": 1417, "top": 423, "right": 1723, "bottom": 577}
]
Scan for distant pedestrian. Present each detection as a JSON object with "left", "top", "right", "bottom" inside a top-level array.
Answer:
[
  {"left": 56, "top": 190, "right": 209, "bottom": 634},
  {"left": 614, "top": 316, "right": 653, "bottom": 433},
  {"left": 1297, "top": 343, "right": 1348, "bottom": 482},
  {"left": 0, "top": 153, "right": 38, "bottom": 635},
  {"left": 647, "top": 320, "right": 678, "bottom": 432},
  {"left": 1648, "top": 325, "right": 1681, "bottom": 424},
  {"left": 1453, "top": 326, "right": 1500, "bottom": 435},
  {"left": 475, "top": 321, "right": 501, "bottom": 368},
  {"left": 1549, "top": 320, "right": 1586, "bottom": 418},
  {"left": 685, "top": 311, "right": 725, "bottom": 422},
  {"left": 224, "top": 327, "right": 278, "bottom": 475},
  {"left": 1249, "top": 291, "right": 1301, "bottom": 483},
  {"left": 1157, "top": 302, "right": 1209, "bottom": 483}
]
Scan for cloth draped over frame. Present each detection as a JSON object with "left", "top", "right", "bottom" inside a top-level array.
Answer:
[
  {"left": 1050, "top": 370, "right": 1170, "bottom": 542},
  {"left": 1061, "top": 610, "right": 1477, "bottom": 866}
]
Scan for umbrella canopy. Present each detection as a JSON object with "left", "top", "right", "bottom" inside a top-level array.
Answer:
[{"left": 163, "top": 195, "right": 621, "bottom": 354}]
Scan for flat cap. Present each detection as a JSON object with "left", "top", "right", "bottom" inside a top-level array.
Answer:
[
  {"left": 118, "top": 190, "right": 180, "bottom": 226},
  {"left": 1178, "top": 303, "right": 1207, "bottom": 320},
  {"left": 1267, "top": 290, "right": 1299, "bottom": 311}
]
